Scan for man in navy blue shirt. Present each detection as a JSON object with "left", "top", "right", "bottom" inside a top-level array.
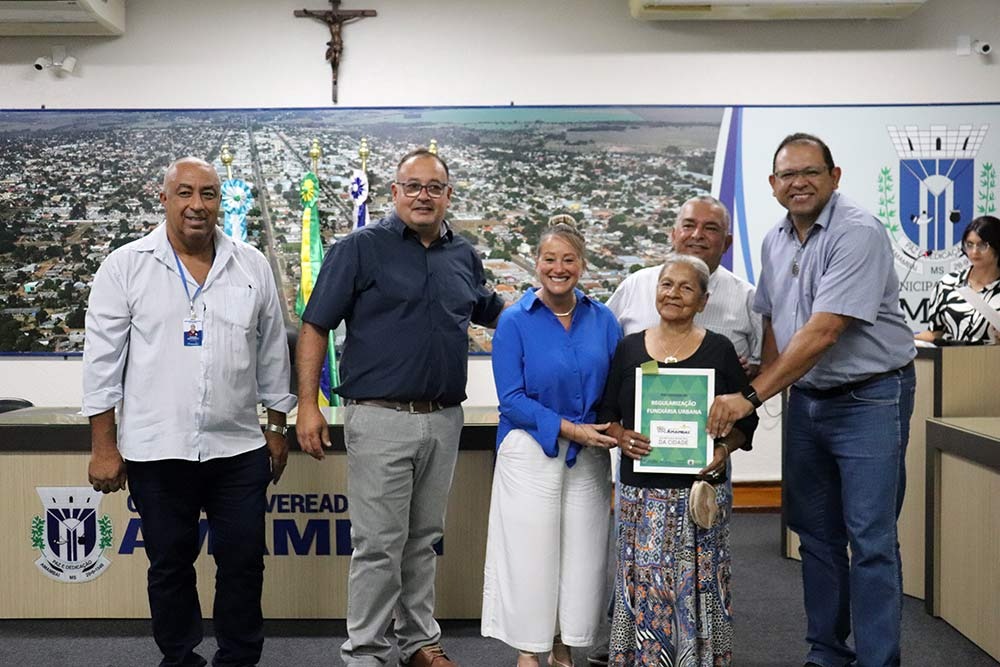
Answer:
[{"left": 297, "top": 148, "right": 504, "bottom": 667}]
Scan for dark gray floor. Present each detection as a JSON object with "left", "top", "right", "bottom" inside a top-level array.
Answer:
[{"left": 1, "top": 514, "right": 995, "bottom": 666}]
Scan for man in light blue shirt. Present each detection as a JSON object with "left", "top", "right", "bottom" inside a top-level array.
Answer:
[
  {"left": 709, "top": 134, "right": 916, "bottom": 667},
  {"left": 84, "top": 157, "right": 296, "bottom": 667}
]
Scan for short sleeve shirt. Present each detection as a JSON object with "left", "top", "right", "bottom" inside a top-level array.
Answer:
[{"left": 754, "top": 192, "right": 915, "bottom": 390}]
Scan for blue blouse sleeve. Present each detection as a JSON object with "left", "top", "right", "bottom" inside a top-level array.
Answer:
[{"left": 491, "top": 309, "right": 565, "bottom": 458}]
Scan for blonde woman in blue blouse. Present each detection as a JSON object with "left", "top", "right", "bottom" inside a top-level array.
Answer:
[{"left": 481, "top": 223, "right": 623, "bottom": 667}]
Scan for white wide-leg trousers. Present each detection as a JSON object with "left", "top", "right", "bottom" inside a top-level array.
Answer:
[{"left": 481, "top": 429, "right": 610, "bottom": 652}]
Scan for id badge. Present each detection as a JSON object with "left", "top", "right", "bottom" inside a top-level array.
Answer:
[{"left": 183, "top": 318, "right": 203, "bottom": 347}]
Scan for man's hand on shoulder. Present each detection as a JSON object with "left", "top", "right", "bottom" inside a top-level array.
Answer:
[{"left": 296, "top": 404, "right": 331, "bottom": 461}]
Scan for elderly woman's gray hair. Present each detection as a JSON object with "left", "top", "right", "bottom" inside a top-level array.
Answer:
[{"left": 660, "top": 253, "right": 711, "bottom": 294}]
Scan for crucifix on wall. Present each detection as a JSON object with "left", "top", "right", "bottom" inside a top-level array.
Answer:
[{"left": 294, "top": 1, "right": 377, "bottom": 103}]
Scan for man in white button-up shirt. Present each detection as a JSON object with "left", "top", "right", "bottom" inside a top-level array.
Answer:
[
  {"left": 83, "top": 157, "right": 296, "bottom": 667},
  {"left": 607, "top": 195, "right": 762, "bottom": 370}
]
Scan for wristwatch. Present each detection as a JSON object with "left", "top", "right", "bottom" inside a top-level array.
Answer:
[
  {"left": 265, "top": 423, "right": 288, "bottom": 436},
  {"left": 741, "top": 386, "right": 763, "bottom": 409}
]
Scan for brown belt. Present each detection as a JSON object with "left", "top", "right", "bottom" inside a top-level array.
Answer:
[{"left": 347, "top": 399, "right": 450, "bottom": 414}]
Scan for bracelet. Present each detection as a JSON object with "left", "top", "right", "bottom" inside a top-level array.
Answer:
[
  {"left": 741, "top": 386, "right": 763, "bottom": 409},
  {"left": 265, "top": 423, "right": 288, "bottom": 436}
]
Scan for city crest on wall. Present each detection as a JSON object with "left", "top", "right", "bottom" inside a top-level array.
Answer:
[{"left": 31, "top": 486, "right": 113, "bottom": 583}]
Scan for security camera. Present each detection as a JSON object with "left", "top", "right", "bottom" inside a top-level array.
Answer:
[
  {"left": 33, "top": 56, "right": 51, "bottom": 71},
  {"left": 973, "top": 40, "right": 992, "bottom": 55}
]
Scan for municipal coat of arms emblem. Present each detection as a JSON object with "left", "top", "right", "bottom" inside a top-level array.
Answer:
[
  {"left": 30, "top": 487, "right": 113, "bottom": 583},
  {"left": 882, "top": 124, "right": 993, "bottom": 267}
]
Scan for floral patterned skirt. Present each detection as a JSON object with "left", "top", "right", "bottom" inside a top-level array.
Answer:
[{"left": 609, "top": 482, "right": 733, "bottom": 667}]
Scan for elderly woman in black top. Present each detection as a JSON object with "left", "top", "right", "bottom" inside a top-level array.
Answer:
[{"left": 597, "top": 253, "right": 758, "bottom": 667}]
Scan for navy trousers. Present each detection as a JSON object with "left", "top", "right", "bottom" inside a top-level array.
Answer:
[{"left": 127, "top": 446, "right": 271, "bottom": 667}]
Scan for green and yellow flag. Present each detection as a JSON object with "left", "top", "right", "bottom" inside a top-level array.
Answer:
[{"left": 294, "top": 171, "right": 340, "bottom": 407}]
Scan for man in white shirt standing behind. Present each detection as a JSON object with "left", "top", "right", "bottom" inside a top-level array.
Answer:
[
  {"left": 83, "top": 157, "right": 296, "bottom": 667},
  {"left": 607, "top": 194, "right": 761, "bottom": 367},
  {"left": 588, "top": 194, "right": 761, "bottom": 666}
]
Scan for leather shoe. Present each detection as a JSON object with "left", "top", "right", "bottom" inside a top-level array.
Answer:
[{"left": 402, "top": 643, "right": 457, "bottom": 667}]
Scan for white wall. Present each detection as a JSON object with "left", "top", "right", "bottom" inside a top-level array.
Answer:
[
  {"left": 1, "top": 0, "right": 997, "bottom": 109},
  {"left": 2, "top": 0, "right": 997, "bottom": 481}
]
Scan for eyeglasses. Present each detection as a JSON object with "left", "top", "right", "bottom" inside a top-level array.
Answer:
[
  {"left": 773, "top": 167, "right": 829, "bottom": 183},
  {"left": 964, "top": 240, "right": 992, "bottom": 252},
  {"left": 395, "top": 181, "right": 448, "bottom": 198}
]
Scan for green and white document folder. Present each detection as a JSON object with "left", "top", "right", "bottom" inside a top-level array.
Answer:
[{"left": 633, "top": 361, "right": 714, "bottom": 474}]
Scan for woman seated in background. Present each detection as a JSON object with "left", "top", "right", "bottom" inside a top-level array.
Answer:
[
  {"left": 596, "top": 254, "right": 758, "bottom": 667},
  {"left": 916, "top": 215, "right": 1000, "bottom": 344},
  {"left": 482, "top": 222, "right": 623, "bottom": 667}
]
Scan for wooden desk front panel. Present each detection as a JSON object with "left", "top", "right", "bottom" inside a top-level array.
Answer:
[
  {"left": 895, "top": 356, "right": 936, "bottom": 597},
  {"left": 784, "top": 348, "right": 1000, "bottom": 602},
  {"left": 938, "top": 452, "right": 1000, "bottom": 661},
  {"left": 1, "top": 450, "right": 493, "bottom": 619}
]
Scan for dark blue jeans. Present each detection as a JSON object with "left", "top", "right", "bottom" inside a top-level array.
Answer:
[
  {"left": 786, "top": 365, "right": 915, "bottom": 667},
  {"left": 127, "top": 446, "right": 271, "bottom": 667}
]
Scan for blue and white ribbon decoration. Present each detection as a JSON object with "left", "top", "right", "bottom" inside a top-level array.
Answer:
[
  {"left": 221, "top": 178, "right": 253, "bottom": 242},
  {"left": 349, "top": 169, "right": 369, "bottom": 230}
]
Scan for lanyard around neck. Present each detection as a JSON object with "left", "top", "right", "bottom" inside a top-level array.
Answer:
[{"left": 171, "top": 248, "right": 204, "bottom": 317}]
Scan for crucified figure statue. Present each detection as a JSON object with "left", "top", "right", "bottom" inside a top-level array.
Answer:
[{"left": 294, "top": 1, "right": 377, "bottom": 103}]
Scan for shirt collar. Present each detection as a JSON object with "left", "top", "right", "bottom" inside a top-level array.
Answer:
[
  {"left": 135, "top": 223, "right": 234, "bottom": 286},
  {"left": 522, "top": 287, "right": 592, "bottom": 312},
  {"left": 779, "top": 191, "right": 840, "bottom": 236},
  {"left": 388, "top": 211, "right": 453, "bottom": 242}
]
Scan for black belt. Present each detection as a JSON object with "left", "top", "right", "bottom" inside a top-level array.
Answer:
[
  {"left": 795, "top": 361, "right": 914, "bottom": 399},
  {"left": 346, "top": 399, "right": 451, "bottom": 414}
]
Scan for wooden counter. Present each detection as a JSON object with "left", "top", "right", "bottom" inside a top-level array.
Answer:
[
  {"left": 783, "top": 345, "right": 1000, "bottom": 600},
  {"left": 0, "top": 406, "right": 498, "bottom": 619},
  {"left": 924, "top": 417, "right": 1000, "bottom": 661}
]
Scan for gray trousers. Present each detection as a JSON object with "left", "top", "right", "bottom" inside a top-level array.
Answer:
[{"left": 340, "top": 404, "right": 464, "bottom": 666}]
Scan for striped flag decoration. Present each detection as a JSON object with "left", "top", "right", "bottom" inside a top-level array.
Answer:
[{"left": 294, "top": 171, "right": 340, "bottom": 407}]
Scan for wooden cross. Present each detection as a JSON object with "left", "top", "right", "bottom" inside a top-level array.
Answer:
[{"left": 295, "top": 1, "right": 377, "bottom": 103}]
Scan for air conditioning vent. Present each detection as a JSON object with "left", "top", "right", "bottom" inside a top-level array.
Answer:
[
  {"left": 630, "top": 0, "right": 925, "bottom": 21},
  {"left": 0, "top": 0, "right": 126, "bottom": 36}
]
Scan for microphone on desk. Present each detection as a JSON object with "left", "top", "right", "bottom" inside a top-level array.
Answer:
[{"left": 900, "top": 249, "right": 932, "bottom": 287}]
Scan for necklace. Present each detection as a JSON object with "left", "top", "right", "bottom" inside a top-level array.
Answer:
[
  {"left": 659, "top": 328, "right": 693, "bottom": 364},
  {"left": 551, "top": 298, "right": 576, "bottom": 318}
]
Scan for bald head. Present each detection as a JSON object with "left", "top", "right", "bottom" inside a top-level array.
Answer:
[
  {"left": 675, "top": 195, "right": 730, "bottom": 234},
  {"left": 159, "top": 156, "right": 221, "bottom": 253},
  {"left": 163, "top": 156, "right": 218, "bottom": 192},
  {"left": 669, "top": 196, "right": 733, "bottom": 273}
]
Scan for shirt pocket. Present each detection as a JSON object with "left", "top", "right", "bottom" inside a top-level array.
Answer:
[{"left": 213, "top": 286, "right": 259, "bottom": 373}]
